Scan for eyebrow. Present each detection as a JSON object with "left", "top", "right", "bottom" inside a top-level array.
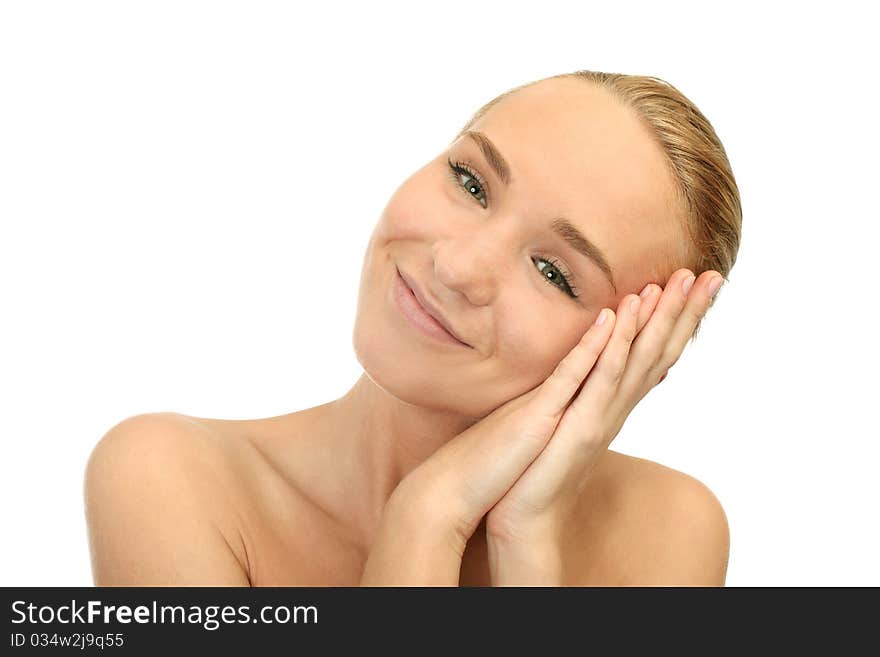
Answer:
[{"left": 461, "top": 129, "right": 617, "bottom": 294}]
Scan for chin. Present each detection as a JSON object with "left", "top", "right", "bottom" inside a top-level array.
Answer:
[{"left": 351, "top": 320, "right": 476, "bottom": 414}]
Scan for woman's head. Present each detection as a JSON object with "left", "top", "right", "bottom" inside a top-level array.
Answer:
[{"left": 353, "top": 70, "right": 741, "bottom": 417}]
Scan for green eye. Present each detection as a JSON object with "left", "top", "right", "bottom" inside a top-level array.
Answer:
[
  {"left": 533, "top": 255, "right": 579, "bottom": 299},
  {"left": 448, "top": 158, "right": 488, "bottom": 208},
  {"left": 446, "top": 157, "right": 579, "bottom": 301}
]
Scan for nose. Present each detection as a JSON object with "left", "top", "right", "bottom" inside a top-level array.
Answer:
[{"left": 431, "top": 218, "right": 515, "bottom": 306}]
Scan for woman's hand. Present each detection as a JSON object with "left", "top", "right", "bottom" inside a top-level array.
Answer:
[
  {"left": 392, "top": 268, "right": 722, "bottom": 562},
  {"left": 484, "top": 268, "right": 724, "bottom": 560}
]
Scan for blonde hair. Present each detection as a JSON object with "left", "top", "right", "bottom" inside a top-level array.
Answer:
[{"left": 455, "top": 70, "right": 742, "bottom": 342}]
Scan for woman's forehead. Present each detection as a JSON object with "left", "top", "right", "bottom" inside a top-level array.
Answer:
[
  {"left": 470, "top": 80, "right": 671, "bottom": 201},
  {"left": 463, "top": 80, "right": 685, "bottom": 290}
]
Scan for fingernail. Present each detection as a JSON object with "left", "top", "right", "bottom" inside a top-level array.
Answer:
[
  {"left": 594, "top": 308, "right": 607, "bottom": 326},
  {"left": 639, "top": 283, "right": 653, "bottom": 299},
  {"left": 708, "top": 276, "right": 723, "bottom": 298},
  {"left": 629, "top": 296, "right": 641, "bottom": 315},
  {"left": 682, "top": 274, "right": 695, "bottom": 295}
]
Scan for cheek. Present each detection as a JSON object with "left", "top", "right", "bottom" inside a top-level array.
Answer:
[
  {"left": 494, "top": 311, "right": 585, "bottom": 385},
  {"left": 379, "top": 166, "right": 449, "bottom": 234}
]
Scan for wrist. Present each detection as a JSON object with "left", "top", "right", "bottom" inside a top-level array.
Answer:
[
  {"left": 487, "top": 534, "right": 564, "bottom": 586},
  {"left": 390, "top": 468, "right": 481, "bottom": 551},
  {"left": 386, "top": 477, "right": 470, "bottom": 557},
  {"left": 360, "top": 494, "right": 465, "bottom": 586}
]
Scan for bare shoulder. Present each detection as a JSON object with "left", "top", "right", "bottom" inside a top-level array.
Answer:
[
  {"left": 569, "top": 450, "right": 730, "bottom": 586},
  {"left": 84, "top": 412, "right": 253, "bottom": 585}
]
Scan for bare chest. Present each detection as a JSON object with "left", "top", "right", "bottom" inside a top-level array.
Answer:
[
  {"left": 201, "top": 416, "right": 638, "bottom": 587},
  {"left": 236, "top": 471, "right": 624, "bottom": 587},
  {"left": 238, "top": 486, "right": 496, "bottom": 586}
]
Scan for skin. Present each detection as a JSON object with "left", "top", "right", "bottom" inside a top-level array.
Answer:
[
  {"left": 84, "top": 77, "right": 730, "bottom": 586},
  {"left": 344, "top": 75, "right": 713, "bottom": 544}
]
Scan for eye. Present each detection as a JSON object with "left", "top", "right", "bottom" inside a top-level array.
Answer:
[
  {"left": 533, "top": 255, "right": 580, "bottom": 299},
  {"left": 447, "top": 158, "right": 489, "bottom": 208},
  {"left": 446, "top": 157, "right": 579, "bottom": 302}
]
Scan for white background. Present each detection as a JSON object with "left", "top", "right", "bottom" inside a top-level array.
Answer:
[{"left": 1, "top": 1, "right": 877, "bottom": 586}]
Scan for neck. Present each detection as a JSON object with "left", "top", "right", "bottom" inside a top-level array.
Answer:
[{"left": 304, "top": 372, "right": 478, "bottom": 552}]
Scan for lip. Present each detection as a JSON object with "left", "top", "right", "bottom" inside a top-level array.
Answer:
[{"left": 394, "top": 268, "right": 472, "bottom": 348}]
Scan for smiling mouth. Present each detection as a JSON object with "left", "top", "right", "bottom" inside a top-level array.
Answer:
[{"left": 393, "top": 268, "right": 471, "bottom": 348}]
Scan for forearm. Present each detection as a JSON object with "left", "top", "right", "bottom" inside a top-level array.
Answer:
[
  {"left": 487, "top": 535, "right": 564, "bottom": 586},
  {"left": 359, "top": 494, "right": 466, "bottom": 586}
]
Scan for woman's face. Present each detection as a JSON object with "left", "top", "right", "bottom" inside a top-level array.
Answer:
[{"left": 353, "top": 77, "right": 686, "bottom": 418}]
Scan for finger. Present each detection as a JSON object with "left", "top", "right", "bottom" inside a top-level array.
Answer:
[
  {"left": 567, "top": 292, "right": 642, "bottom": 413},
  {"left": 545, "top": 293, "right": 642, "bottom": 468},
  {"left": 536, "top": 306, "right": 617, "bottom": 418},
  {"left": 635, "top": 282, "right": 662, "bottom": 334},
  {"left": 621, "top": 268, "right": 696, "bottom": 384},
  {"left": 662, "top": 271, "right": 723, "bottom": 364}
]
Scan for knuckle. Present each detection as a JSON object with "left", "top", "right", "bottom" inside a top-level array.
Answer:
[
  {"left": 656, "top": 349, "right": 674, "bottom": 372},
  {"left": 607, "top": 361, "right": 626, "bottom": 385},
  {"left": 553, "top": 358, "right": 582, "bottom": 386},
  {"left": 630, "top": 334, "right": 659, "bottom": 365},
  {"left": 649, "top": 347, "right": 665, "bottom": 370},
  {"left": 683, "top": 302, "right": 705, "bottom": 323},
  {"left": 628, "top": 322, "right": 639, "bottom": 343},
  {"left": 570, "top": 426, "right": 603, "bottom": 451}
]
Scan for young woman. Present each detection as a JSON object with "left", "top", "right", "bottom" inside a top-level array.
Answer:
[{"left": 84, "top": 70, "right": 742, "bottom": 586}]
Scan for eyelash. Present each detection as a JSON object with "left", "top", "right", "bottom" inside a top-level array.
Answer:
[{"left": 446, "top": 158, "right": 580, "bottom": 299}]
